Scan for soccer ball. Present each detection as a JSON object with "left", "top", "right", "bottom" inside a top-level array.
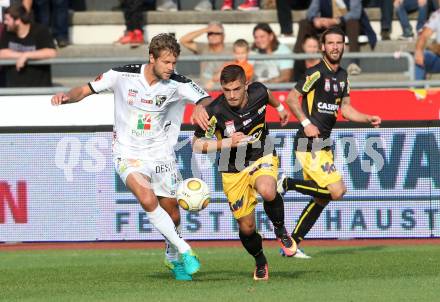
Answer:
[{"left": 176, "top": 178, "right": 210, "bottom": 212}]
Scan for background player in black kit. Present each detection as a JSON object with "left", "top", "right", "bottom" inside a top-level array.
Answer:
[
  {"left": 278, "top": 27, "right": 382, "bottom": 258},
  {"left": 192, "top": 65, "right": 295, "bottom": 281}
]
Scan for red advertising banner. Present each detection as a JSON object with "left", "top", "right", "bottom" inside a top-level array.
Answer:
[{"left": 183, "top": 89, "right": 440, "bottom": 123}]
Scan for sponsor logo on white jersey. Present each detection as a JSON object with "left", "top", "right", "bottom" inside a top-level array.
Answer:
[
  {"left": 190, "top": 82, "right": 206, "bottom": 96},
  {"left": 155, "top": 95, "right": 167, "bottom": 107}
]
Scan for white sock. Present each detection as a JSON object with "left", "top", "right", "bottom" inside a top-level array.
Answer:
[
  {"left": 165, "top": 225, "right": 181, "bottom": 262},
  {"left": 165, "top": 240, "right": 179, "bottom": 263},
  {"left": 164, "top": 225, "right": 180, "bottom": 262},
  {"left": 147, "top": 206, "right": 191, "bottom": 254}
]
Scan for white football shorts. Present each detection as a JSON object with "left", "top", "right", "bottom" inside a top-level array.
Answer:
[{"left": 114, "top": 157, "right": 181, "bottom": 198}]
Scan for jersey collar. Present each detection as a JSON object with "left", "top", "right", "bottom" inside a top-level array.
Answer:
[{"left": 322, "top": 57, "right": 340, "bottom": 73}]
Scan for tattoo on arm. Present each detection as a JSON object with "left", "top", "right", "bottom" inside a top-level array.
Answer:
[
  {"left": 341, "top": 97, "right": 351, "bottom": 106},
  {"left": 287, "top": 90, "right": 307, "bottom": 121}
]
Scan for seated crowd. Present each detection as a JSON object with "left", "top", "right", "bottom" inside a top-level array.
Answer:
[{"left": 0, "top": 0, "right": 439, "bottom": 88}]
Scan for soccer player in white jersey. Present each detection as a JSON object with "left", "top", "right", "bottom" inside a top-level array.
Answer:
[{"left": 51, "top": 33, "right": 211, "bottom": 281}]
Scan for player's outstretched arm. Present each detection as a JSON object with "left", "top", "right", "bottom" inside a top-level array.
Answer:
[
  {"left": 286, "top": 88, "right": 320, "bottom": 137},
  {"left": 341, "top": 96, "right": 381, "bottom": 127},
  {"left": 192, "top": 132, "right": 249, "bottom": 153},
  {"left": 267, "top": 90, "right": 290, "bottom": 126},
  {"left": 51, "top": 84, "right": 94, "bottom": 106}
]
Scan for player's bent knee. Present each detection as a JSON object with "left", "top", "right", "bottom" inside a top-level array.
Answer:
[
  {"left": 137, "top": 192, "right": 159, "bottom": 212},
  {"left": 239, "top": 225, "right": 256, "bottom": 236},
  {"left": 237, "top": 219, "right": 256, "bottom": 235},
  {"left": 258, "top": 187, "right": 277, "bottom": 202},
  {"left": 330, "top": 186, "right": 347, "bottom": 200}
]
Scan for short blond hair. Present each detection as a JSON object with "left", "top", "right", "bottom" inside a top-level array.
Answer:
[
  {"left": 233, "top": 39, "right": 249, "bottom": 51},
  {"left": 149, "top": 33, "right": 181, "bottom": 59}
]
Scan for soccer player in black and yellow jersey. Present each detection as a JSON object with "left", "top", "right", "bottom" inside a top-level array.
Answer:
[
  {"left": 279, "top": 27, "right": 382, "bottom": 258},
  {"left": 192, "top": 64, "right": 295, "bottom": 281}
]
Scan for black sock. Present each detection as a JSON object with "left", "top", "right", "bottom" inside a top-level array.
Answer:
[
  {"left": 292, "top": 199, "right": 325, "bottom": 244},
  {"left": 263, "top": 193, "right": 285, "bottom": 237},
  {"left": 283, "top": 178, "right": 332, "bottom": 200},
  {"left": 239, "top": 230, "right": 267, "bottom": 266}
]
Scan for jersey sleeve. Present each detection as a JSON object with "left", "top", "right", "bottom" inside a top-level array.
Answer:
[
  {"left": 251, "top": 82, "right": 270, "bottom": 105},
  {"left": 88, "top": 69, "right": 118, "bottom": 93},
  {"left": 294, "top": 68, "right": 321, "bottom": 95},
  {"left": 178, "top": 80, "right": 210, "bottom": 104}
]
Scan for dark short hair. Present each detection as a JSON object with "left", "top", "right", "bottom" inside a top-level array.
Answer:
[
  {"left": 320, "top": 26, "right": 346, "bottom": 44},
  {"left": 4, "top": 5, "right": 31, "bottom": 24},
  {"left": 220, "top": 64, "right": 246, "bottom": 85},
  {"left": 252, "top": 22, "right": 279, "bottom": 53},
  {"left": 303, "top": 34, "right": 319, "bottom": 45},
  {"left": 149, "top": 33, "right": 181, "bottom": 59}
]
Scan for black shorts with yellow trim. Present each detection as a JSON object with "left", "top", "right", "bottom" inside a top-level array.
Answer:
[
  {"left": 295, "top": 150, "right": 342, "bottom": 188},
  {"left": 221, "top": 154, "right": 279, "bottom": 220}
]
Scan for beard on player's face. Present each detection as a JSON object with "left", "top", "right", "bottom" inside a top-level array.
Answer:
[{"left": 323, "top": 45, "right": 344, "bottom": 64}]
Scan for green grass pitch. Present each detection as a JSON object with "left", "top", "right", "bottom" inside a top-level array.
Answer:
[{"left": 1, "top": 244, "right": 440, "bottom": 302}]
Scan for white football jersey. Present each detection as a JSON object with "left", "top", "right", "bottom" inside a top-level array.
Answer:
[{"left": 89, "top": 64, "right": 209, "bottom": 160}]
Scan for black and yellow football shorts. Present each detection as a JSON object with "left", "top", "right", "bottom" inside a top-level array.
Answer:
[
  {"left": 221, "top": 154, "right": 279, "bottom": 219},
  {"left": 295, "top": 150, "right": 342, "bottom": 188}
]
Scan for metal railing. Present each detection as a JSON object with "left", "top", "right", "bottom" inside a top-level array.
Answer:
[{"left": 0, "top": 52, "right": 439, "bottom": 95}]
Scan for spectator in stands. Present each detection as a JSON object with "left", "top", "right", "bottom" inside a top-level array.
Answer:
[
  {"left": 228, "top": 39, "right": 253, "bottom": 81},
  {"left": 1, "top": 0, "right": 32, "bottom": 28},
  {"left": 294, "top": 0, "right": 377, "bottom": 76},
  {"left": 0, "top": 1, "right": 31, "bottom": 87},
  {"left": 394, "top": 0, "right": 431, "bottom": 40},
  {"left": 252, "top": 22, "right": 293, "bottom": 83},
  {"left": 115, "top": 0, "right": 144, "bottom": 46},
  {"left": 0, "top": 4, "right": 56, "bottom": 87},
  {"left": 415, "top": 8, "right": 440, "bottom": 79},
  {"left": 293, "top": 34, "right": 320, "bottom": 82},
  {"left": 180, "top": 21, "right": 231, "bottom": 89},
  {"left": 275, "top": 0, "right": 311, "bottom": 41},
  {"left": 363, "top": 0, "right": 393, "bottom": 40},
  {"left": 157, "top": 0, "right": 214, "bottom": 11},
  {"left": 221, "top": 0, "right": 259, "bottom": 11},
  {"left": 206, "top": 38, "right": 254, "bottom": 90},
  {"left": 31, "top": 0, "right": 70, "bottom": 47}
]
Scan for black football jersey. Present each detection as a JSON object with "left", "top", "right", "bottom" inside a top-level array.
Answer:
[
  {"left": 194, "top": 82, "right": 275, "bottom": 173},
  {"left": 294, "top": 58, "right": 349, "bottom": 151}
]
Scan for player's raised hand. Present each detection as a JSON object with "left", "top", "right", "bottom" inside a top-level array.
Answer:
[
  {"left": 191, "top": 104, "right": 210, "bottom": 130},
  {"left": 278, "top": 109, "right": 290, "bottom": 127},
  {"left": 304, "top": 124, "right": 320, "bottom": 138},
  {"left": 230, "top": 132, "right": 250, "bottom": 147},
  {"left": 51, "top": 92, "right": 70, "bottom": 106},
  {"left": 368, "top": 115, "right": 381, "bottom": 128}
]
